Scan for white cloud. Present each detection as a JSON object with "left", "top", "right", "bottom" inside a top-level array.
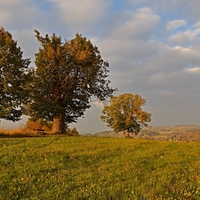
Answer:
[
  {"left": 186, "top": 67, "right": 200, "bottom": 73},
  {"left": 99, "top": 39, "right": 162, "bottom": 65},
  {"left": 91, "top": 101, "right": 105, "bottom": 108},
  {"left": 126, "top": 0, "right": 200, "bottom": 20},
  {"left": 126, "top": 0, "right": 183, "bottom": 11},
  {"left": 166, "top": 19, "right": 187, "bottom": 30},
  {"left": 11, "top": 29, "right": 39, "bottom": 61},
  {"left": 104, "top": 7, "right": 160, "bottom": 40},
  {"left": 48, "top": 0, "right": 110, "bottom": 33},
  {"left": 0, "top": 0, "right": 39, "bottom": 30},
  {"left": 168, "top": 27, "right": 200, "bottom": 46},
  {"left": 193, "top": 21, "right": 200, "bottom": 27}
]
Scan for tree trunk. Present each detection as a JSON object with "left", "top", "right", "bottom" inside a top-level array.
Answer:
[{"left": 52, "top": 115, "right": 66, "bottom": 134}]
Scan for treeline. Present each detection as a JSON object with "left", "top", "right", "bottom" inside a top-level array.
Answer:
[
  {"left": 1, "top": 27, "right": 152, "bottom": 136},
  {"left": 0, "top": 27, "right": 115, "bottom": 134}
]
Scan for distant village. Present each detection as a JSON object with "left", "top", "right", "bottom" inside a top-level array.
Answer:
[{"left": 92, "top": 125, "right": 200, "bottom": 142}]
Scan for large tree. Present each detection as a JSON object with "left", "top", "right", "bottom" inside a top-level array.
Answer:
[
  {"left": 27, "top": 30, "right": 116, "bottom": 134},
  {"left": 100, "top": 93, "right": 151, "bottom": 137},
  {"left": 0, "top": 27, "right": 30, "bottom": 121}
]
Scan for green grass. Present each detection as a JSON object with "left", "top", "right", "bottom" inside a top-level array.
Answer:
[{"left": 1, "top": 136, "right": 200, "bottom": 199}]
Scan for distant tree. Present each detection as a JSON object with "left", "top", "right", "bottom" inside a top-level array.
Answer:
[
  {"left": 27, "top": 30, "right": 116, "bottom": 134},
  {"left": 0, "top": 27, "right": 31, "bottom": 121},
  {"left": 100, "top": 93, "right": 151, "bottom": 137},
  {"left": 66, "top": 127, "right": 79, "bottom": 136}
]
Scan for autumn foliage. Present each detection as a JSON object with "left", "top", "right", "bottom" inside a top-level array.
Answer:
[
  {"left": 25, "top": 118, "right": 52, "bottom": 132},
  {"left": 26, "top": 31, "right": 116, "bottom": 134},
  {"left": 101, "top": 93, "right": 151, "bottom": 136}
]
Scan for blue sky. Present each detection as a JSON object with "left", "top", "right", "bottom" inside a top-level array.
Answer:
[{"left": 0, "top": 0, "right": 200, "bottom": 133}]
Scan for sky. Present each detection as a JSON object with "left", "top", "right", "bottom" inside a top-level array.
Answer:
[{"left": 0, "top": 0, "right": 200, "bottom": 133}]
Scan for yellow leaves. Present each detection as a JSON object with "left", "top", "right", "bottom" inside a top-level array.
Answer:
[
  {"left": 65, "top": 33, "right": 96, "bottom": 65},
  {"left": 72, "top": 47, "right": 90, "bottom": 63},
  {"left": 69, "top": 42, "right": 91, "bottom": 64},
  {"left": 100, "top": 93, "right": 151, "bottom": 134},
  {"left": 25, "top": 118, "right": 52, "bottom": 131},
  {"left": 45, "top": 44, "right": 63, "bottom": 67},
  {"left": 76, "top": 49, "right": 89, "bottom": 62}
]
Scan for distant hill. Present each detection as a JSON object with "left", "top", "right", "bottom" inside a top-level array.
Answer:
[
  {"left": 94, "top": 131, "right": 123, "bottom": 138},
  {"left": 93, "top": 125, "right": 200, "bottom": 141}
]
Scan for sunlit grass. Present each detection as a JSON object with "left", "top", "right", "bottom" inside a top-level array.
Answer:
[
  {"left": 0, "top": 126, "right": 35, "bottom": 137},
  {"left": 1, "top": 136, "right": 200, "bottom": 199}
]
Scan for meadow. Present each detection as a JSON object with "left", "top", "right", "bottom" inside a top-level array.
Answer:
[{"left": 1, "top": 136, "right": 200, "bottom": 199}]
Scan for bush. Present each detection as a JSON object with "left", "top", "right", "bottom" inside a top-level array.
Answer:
[
  {"left": 66, "top": 127, "right": 79, "bottom": 136},
  {"left": 25, "top": 118, "right": 52, "bottom": 132}
]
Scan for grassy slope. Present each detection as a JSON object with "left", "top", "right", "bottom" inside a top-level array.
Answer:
[{"left": 1, "top": 136, "right": 200, "bottom": 199}]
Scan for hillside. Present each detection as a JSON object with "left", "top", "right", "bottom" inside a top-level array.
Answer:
[
  {"left": 1, "top": 136, "right": 200, "bottom": 199},
  {"left": 94, "top": 125, "right": 200, "bottom": 141}
]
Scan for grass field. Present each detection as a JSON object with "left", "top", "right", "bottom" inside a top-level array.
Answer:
[{"left": 1, "top": 136, "right": 200, "bottom": 199}]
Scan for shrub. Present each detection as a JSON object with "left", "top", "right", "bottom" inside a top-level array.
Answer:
[
  {"left": 66, "top": 127, "right": 79, "bottom": 136},
  {"left": 25, "top": 118, "right": 52, "bottom": 132}
]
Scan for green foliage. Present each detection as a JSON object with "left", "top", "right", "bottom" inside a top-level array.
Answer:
[
  {"left": 0, "top": 27, "right": 31, "bottom": 121},
  {"left": 27, "top": 31, "right": 116, "bottom": 132},
  {"left": 66, "top": 127, "right": 80, "bottom": 136},
  {"left": 101, "top": 93, "right": 151, "bottom": 135},
  {"left": 1, "top": 137, "right": 200, "bottom": 199}
]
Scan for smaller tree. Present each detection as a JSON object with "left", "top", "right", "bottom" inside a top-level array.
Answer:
[
  {"left": 100, "top": 93, "right": 151, "bottom": 137},
  {"left": 66, "top": 127, "right": 79, "bottom": 136},
  {"left": 25, "top": 118, "right": 52, "bottom": 132}
]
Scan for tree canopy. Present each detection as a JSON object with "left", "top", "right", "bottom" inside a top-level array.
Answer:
[
  {"left": 27, "top": 31, "right": 116, "bottom": 134},
  {"left": 100, "top": 93, "right": 151, "bottom": 136},
  {"left": 0, "top": 27, "right": 30, "bottom": 121}
]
